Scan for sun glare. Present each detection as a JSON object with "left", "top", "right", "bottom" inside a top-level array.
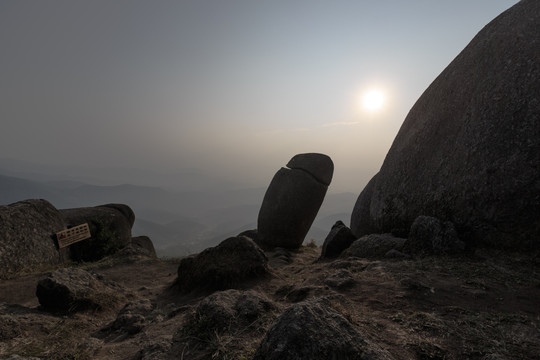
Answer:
[{"left": 362, "top": 89, "right": 385, "bottom": 112}]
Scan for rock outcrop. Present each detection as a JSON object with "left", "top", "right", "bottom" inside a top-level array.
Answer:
[
  {"left": 36, "top": 268, "right": 123, "bottom": 313},
  {"left": 351, "top": 0, "right": 540, "bottom": 249},
  {"left": 252, "top": 297, "right": 377, "bottom": 360},
  {"left": 0, "top": 199, "right": 68, "bottom": 278},
  {"left": 175, "top": 236, "right": 269, "bottom": 293},
  {"left": 60, "top": 204, "right": 134, "bottom": 262},
  {"left": 258, "top": 153, "right": 333, "bottom": 249}
]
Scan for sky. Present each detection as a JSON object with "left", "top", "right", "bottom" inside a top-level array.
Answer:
[{"left": 0, "top": 0, "right": 519, "bottom": 193}]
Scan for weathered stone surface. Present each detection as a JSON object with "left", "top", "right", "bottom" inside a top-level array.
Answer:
[
  {"left": 286, "top": 153, "right": 334, "bottom": 186},
  {"left": 258, "top": 153, "right": 333, "bottom": 249},
  {"left": 341, "top": 234, "right": 406, "bottom": 259},
  {"left": 0, "top": 199, "right": 68, "bottom": 278},
  {"left": 108, "top": 299, "right": 154, "bottom": 335},
  {"left": 351, "top": 0, "right": 540, "bottom": 249},
  {"left": 320, "top": 221, "right": 357, "bottom": 260},
  {"left": 187, "top": 289, "right": 276, "bottom": 335},
  {"left": 113, "top": 236, "right": 157, "bottom": 259},
  {"left": 404, "top": 216, "right": 465, "bottom": 255},
  {"left": 98, "top": 203, "right": 136, "bottom": 228},
  {"left": 60, "top": 204, "right": 133, "bottom": 262},
  {"left": 175, "top": 236, "right": 269, "bottom": 293},
  {"left": 36, "top": 268, "right": 122, "bottom": 313},
  {"left": 253, "top": 298, "right": 376, "bottom": 360}
]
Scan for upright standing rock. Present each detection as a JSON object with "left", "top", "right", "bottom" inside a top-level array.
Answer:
[{"left": 258, "top": 153, "right": 333, "bottom": 249}]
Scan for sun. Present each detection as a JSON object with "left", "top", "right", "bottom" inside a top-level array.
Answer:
[{"left": 362, "top": 89, "right": 385, "bottom": 112}]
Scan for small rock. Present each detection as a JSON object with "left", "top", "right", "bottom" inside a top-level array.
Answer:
[
  {"left": 36, "top": 268, "right": 122, "bottom": 313},
  {"left": 324, "top": 270, "right": 355, "bottom": 290},
  {"left": 385, "top": 249, "right": 411, "bottom": 259},
  {"left": 320, "top": 221, "right": 357, "bottom": 260},
  {"left": 109, "top": 299, "right": 154, "bottom": 335},
  {"left": 0, "top": 314, "right": 21, "bottom": 341}
]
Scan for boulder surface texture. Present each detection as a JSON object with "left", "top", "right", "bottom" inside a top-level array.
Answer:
[
  {"left": 175, "top": 236, "right": 269, "bottom": 293},
  {"left": 351, "top": 0, "right": 540, "bottom": 249},
  {"left": 0, "top": 199, "right": 68, "bottom": 278},
  {"left": 253, "top": 298, "right": 376, "bottom": 360},
  {"left": 60, "top": 204, "right": 134, "bottom": 261},
  {"left": 36, "top": 268, "right": 121, "bottom": 313},
  {"left": 258, "top": 153, "right": 333, "bottom": 249}
]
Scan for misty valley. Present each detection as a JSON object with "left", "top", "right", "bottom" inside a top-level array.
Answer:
[{"left": 0, "top": 158, "right": 356, "bottom": 257}]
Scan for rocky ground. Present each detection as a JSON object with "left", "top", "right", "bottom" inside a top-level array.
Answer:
[{"left": 1, "top": 245, "right": 539, "bottom": 360}]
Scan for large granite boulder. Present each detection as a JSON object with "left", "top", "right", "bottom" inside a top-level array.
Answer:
[
  {"left": 258, "top": 153, "right": 333, "bottom": 249},
  {"left": 60, "top": 204, "right": 134, "bottom": 262},
  {"left": 351, "top": 0, "right": 540, "bottom": 249},
  {"left": 0, "top": 199, "right": 68, "bottom": 278},
  {"left": 175, "top": 236, "right": 269, "bottom": 293}
]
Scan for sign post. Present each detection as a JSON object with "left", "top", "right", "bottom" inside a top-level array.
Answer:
[{"left": 56, "top": 223, "right": 92, "bottom": 248}]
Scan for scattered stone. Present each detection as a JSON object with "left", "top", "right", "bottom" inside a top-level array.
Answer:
[
  {"left": 0, "top": 199, "right": 69, "bottom": 278},
  {"left": 60, "top": 204, "right": 134, "bottom": 262},
  {"left": 267, "top": 247, "right": 294, "bottom": 267},
  {"left": 0, "top": 314, "right": 21, "bottom": 341},
  {"left": 184, "top": 289, "right": 276, "bottom": 336},
  {"left": 320, "top": 221, "right": 357, "bottom": 260},
  {"left": 350, "top": 0, "right": 540, "bottom": 249},
  {"left": 252, "top": 297, "right": 376, "bottom": 360},
  {"left": 324, "top": 270, "right": 355, "bottom": 290},
  {"left": 258, "top": 153, "right": 333, "bottom": 249},
  {"left": 175, "top": 236, "right": 269, "bottom": 293},
  {"left": 36, "top": 268, "right": 123, "bottom": 313},
  {"left": 341, "top": 234, "right": 406, "bottom": 259},
  {"left": 404, "top": 216, "right": 465, "bottom": 255},
  {"left": 108, "top": 299, "right": 154, "bottom": 335}
]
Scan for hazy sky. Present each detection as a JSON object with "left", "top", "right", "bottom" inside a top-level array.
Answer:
[{"left": 0, "top": 0, "right": 519, "bottom": 192}]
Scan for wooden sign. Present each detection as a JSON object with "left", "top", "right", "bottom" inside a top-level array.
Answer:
[{"left": 56, "top": 223, "right": 91, "bottom": 248}]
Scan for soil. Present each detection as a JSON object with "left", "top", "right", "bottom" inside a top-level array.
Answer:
[{"left": 1, "top": 246, "right": 539, "bottom": 359}]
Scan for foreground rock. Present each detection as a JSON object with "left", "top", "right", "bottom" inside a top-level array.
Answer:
[
  {"left": 60, "top": 204, "right": 134, "bottom": 262},
  {"left": 36, "top": 268, "right": 123, "bottom": 313},
  {"left": 258, "top": 153, "right": 334, "bottom": 249},
  {"left": 175, "top": 236, "right": 269, "bottom": 293},
  {"left": 320, "top": 221, "right": 357, "bottom": 259},
  {"left": 351, "top": 0, "right": 540, "bottom": 249},
  {"left": 0, "top": 199, "right": 68, "bottom": 278},
  {"left": 341, "top": 234, "right": 406, "bottom": 259},
  {"left": 253, "top": 297, "right": 377, "bottom": 360}
]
